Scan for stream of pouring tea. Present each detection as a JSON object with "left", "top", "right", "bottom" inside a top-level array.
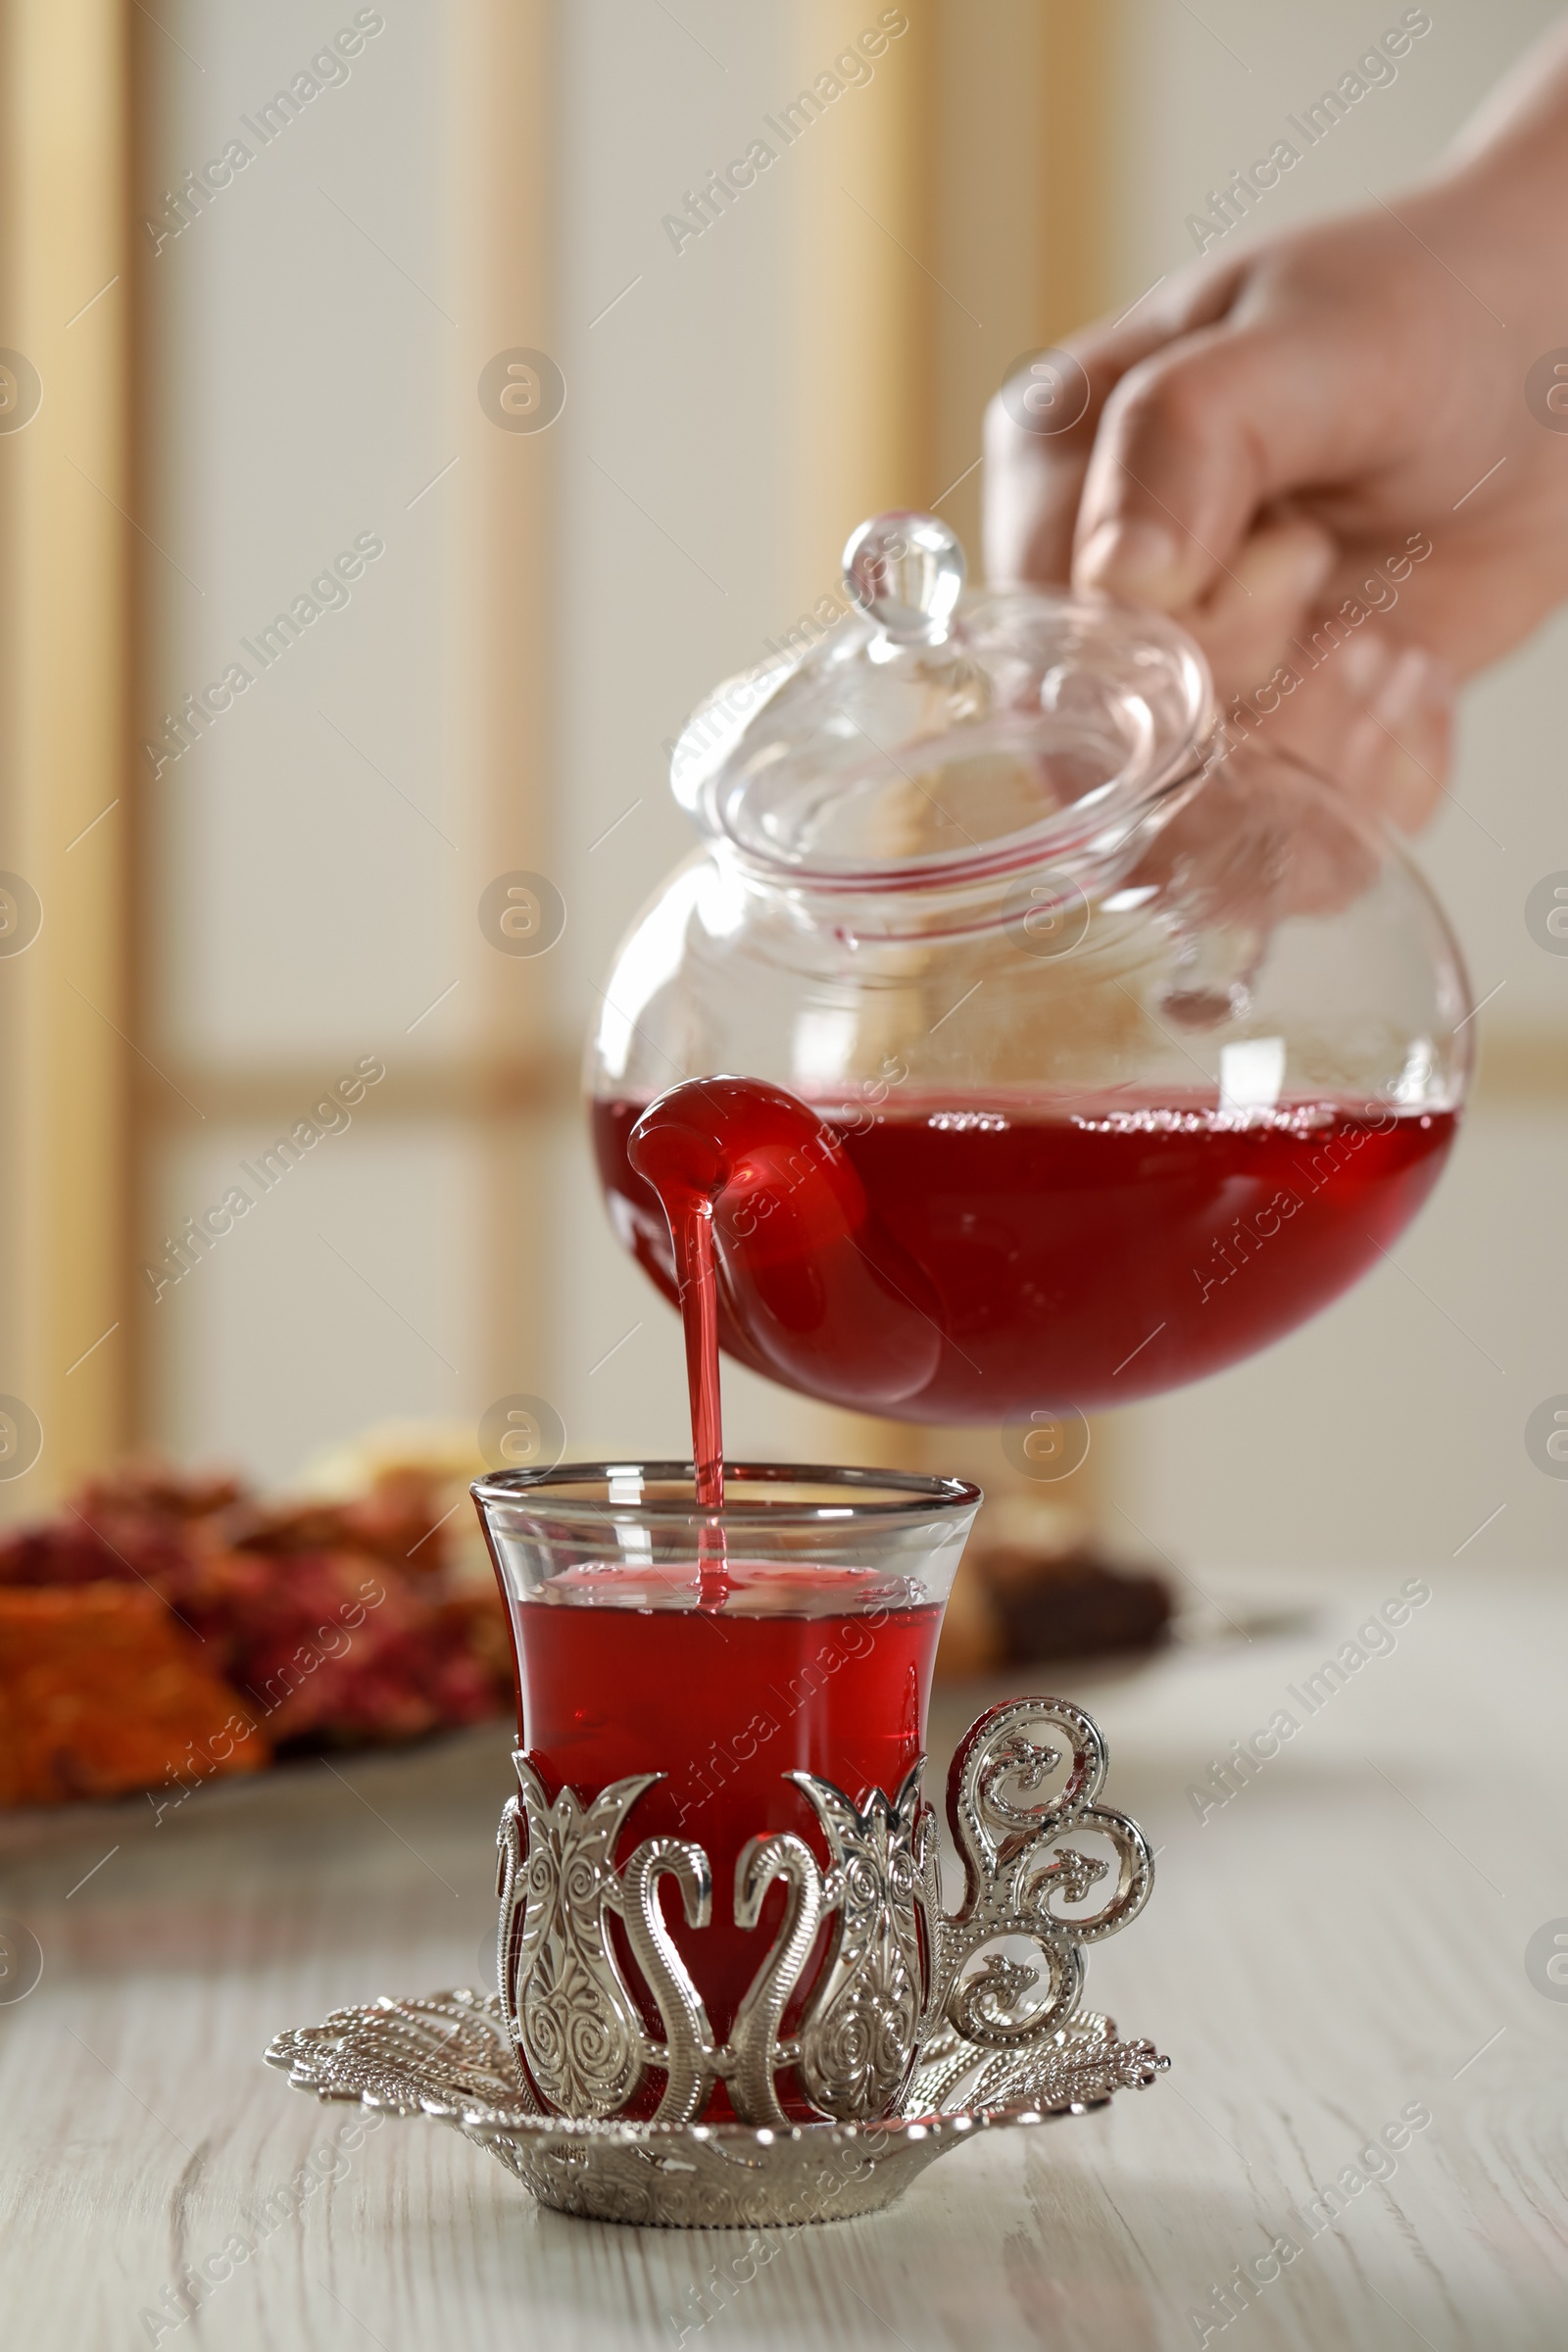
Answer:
[
  {"left": 625, "top": 1075, "right": 945, "bottom": 1594},
  {"left": 626, "top": 1091, "right": 729, "bottom": 1511}
]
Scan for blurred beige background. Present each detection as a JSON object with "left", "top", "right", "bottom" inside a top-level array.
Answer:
[{"left": 1, "top": 0, "right": 1562, "bottom": 1577}]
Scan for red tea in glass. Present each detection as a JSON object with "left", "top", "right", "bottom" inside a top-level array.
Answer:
[{"left": 474, "top": 1464, "right": 978, "bottom": 2124}]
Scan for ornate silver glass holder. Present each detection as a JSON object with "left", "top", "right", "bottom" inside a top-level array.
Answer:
[{"left": 267, "top": 1696, "right": 1169, "bottom": 2228}]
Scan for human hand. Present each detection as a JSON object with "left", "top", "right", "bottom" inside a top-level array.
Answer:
[{"left": 984, "top": 27, "right": 1568, "bottom": 832}]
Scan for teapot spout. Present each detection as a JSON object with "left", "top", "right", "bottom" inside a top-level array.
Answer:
[{"left": 629, "top": 1076, "right": 945, "bottom": 1413}]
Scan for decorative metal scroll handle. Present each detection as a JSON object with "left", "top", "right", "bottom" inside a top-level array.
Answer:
[{"left": 496, "top": 1694, "right": 1154, "bottom": 2130}]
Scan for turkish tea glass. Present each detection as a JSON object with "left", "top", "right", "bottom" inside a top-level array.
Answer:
[{"left": 472, "top": 1460, "right": 980, "bottom": 2127}]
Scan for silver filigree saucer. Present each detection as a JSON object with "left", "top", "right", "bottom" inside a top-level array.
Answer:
[{"left": 265, "top": 1987, "right": 1169, "bottom": 2228}]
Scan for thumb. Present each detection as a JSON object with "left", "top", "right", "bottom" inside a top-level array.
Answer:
[{"left": 1071, "top": 315, "right": 1388, "bottom": 609}]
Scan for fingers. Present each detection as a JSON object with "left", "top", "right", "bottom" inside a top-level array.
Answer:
[
  {"left": 1186, "top": 514, "right": 1450, "bottom": 830},
  {"left": 1340, "top": 645, "right": 1452, "bottom": 833},
  {"left": 1071, "top": 312, "right": 1394, "bottom": 612},
  {"left": 983, "top": 268, "right": 1246, "bottom": 587},
  {"left": 983, "top": 341, "right": 1143, "bottom": 587},
  {"left": 981, "top": 230, "right": 1462, "bottom": 834},
  {"left": 1178, "top": 510, "right": 1338, "bottom": 703},
  {"left": 1242, "top": 627, "right": 1453, "bottom": 834},
  {"left": 1157, "top": 502, "right": 1452, "bottom": 832}
]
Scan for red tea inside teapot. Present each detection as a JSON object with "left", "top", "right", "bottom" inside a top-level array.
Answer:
[{"left": 601, "top": 1076, "right": 1455, "bottom": 1425}]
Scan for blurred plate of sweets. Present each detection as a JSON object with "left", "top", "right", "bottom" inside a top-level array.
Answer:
[
  {"left": 933, "top": 1494, "right": 1317, "bottom": 1681},
  {"left": 0, "top": 1425, "right": 513, "bottom": 1836},
  {"left": 936, "top": 1495, "right": 1171, "bottom": 1680},
  {"left": 0, "top": 1432, "right": 1303, "bottom": 1838}
]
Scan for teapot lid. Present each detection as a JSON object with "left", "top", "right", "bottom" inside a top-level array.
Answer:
[{"left": 671, "top": 511, "right": 1214, "bottom": 891}]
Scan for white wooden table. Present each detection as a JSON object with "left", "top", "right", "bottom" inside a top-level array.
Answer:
[{"left": 3, "top": 1564, "right": 1565, "bottom": 2351}]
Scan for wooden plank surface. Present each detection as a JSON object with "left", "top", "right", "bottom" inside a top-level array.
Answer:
[{"left": 2, "top": 1564, "right": 1564, "bottom": 2350}]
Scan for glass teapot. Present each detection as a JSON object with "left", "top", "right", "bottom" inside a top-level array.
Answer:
[{"left": 588, "top": 511, "right": 1471, "bottom": 1423}]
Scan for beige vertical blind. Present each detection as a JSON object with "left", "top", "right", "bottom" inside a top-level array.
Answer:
[
  {"left": 790, "top": 0, "right": 935, "bottom": 599},
  {"left": 458, "top": 0, "right": 564, "bottom": 1413},
  {"left": 0, "top": 0, "right": 132, "bottom": 1513}
]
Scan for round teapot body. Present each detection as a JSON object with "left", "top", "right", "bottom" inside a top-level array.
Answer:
[{"left": 588, "top": 747, "right": 1470, "bottom": 1422}]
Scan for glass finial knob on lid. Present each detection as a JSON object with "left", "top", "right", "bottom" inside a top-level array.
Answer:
[{"left": 843, "top": 511, "right": 965, "bottom": 644}]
